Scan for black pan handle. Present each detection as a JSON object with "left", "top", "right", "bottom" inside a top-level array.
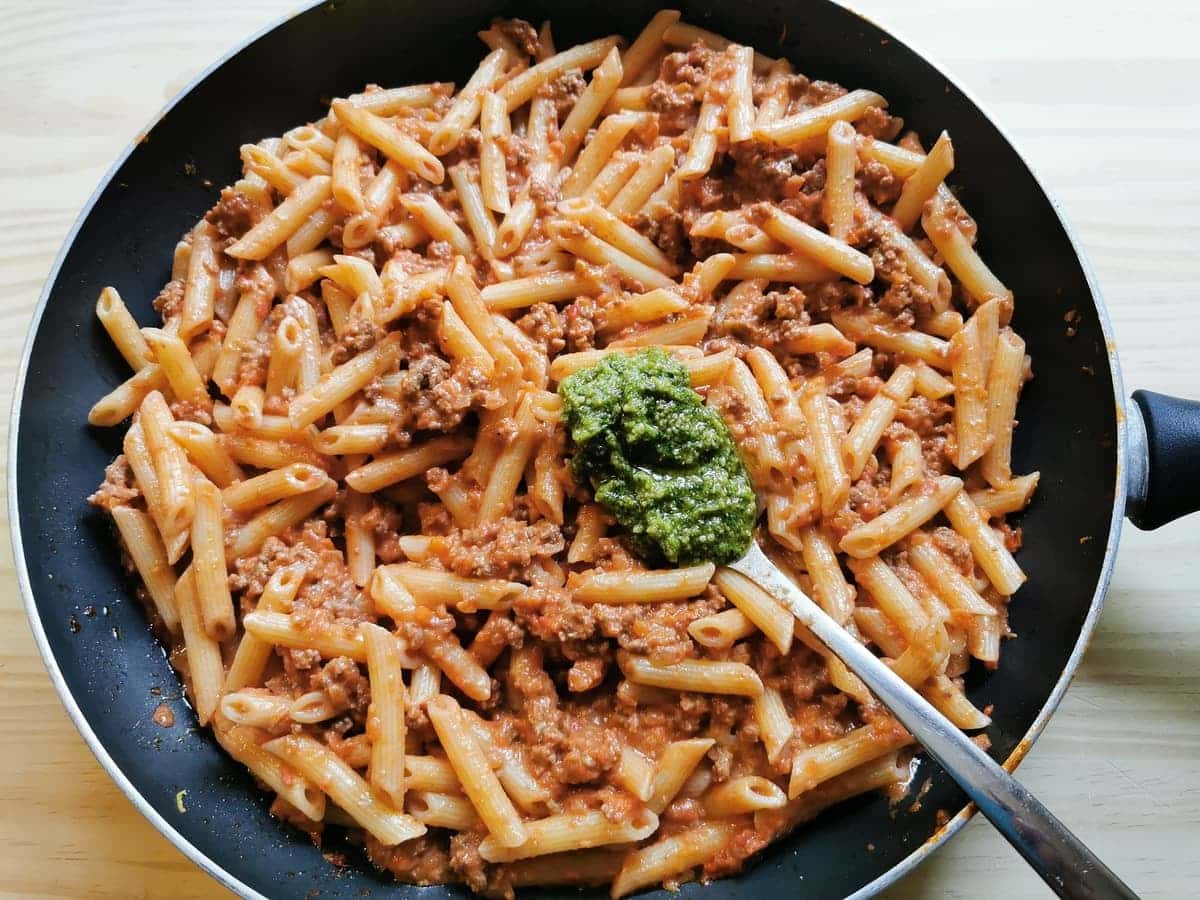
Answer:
[{"left": 1127, "top": 390, "right": 1200, "bottom": 530}]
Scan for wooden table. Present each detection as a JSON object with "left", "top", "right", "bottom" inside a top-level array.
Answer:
[{"left": 1, "top": 1, "right": 1197, "bottom": 897}]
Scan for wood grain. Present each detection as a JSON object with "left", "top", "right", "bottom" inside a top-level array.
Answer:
[{"left": 1, "top": 1, "right": 1197, "bottom": 898}]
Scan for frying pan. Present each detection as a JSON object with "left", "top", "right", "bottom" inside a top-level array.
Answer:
[{"left": 11, "top": 1, "right": 1200, "bottom": 898}]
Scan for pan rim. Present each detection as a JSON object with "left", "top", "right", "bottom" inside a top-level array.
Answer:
[{"left": 7, "top": 2, "right": 1127, "bottom": 898}]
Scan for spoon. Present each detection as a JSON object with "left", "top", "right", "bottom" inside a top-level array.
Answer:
[{"left": 728, "top": 541, "right": 1138, "bottom": 900}]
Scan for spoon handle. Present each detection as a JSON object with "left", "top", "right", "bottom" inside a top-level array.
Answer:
[{"left": 729, "top": 543, "right": 1138, "bottom": 900}]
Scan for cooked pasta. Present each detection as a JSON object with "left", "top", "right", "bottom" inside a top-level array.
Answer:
[{"left": 85, "top": 12, "right": 1036, "bottom": 897}]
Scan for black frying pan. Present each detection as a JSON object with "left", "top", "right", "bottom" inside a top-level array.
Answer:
[{"left": 12, "top": 1, "right": 1200, "bottom": 898}]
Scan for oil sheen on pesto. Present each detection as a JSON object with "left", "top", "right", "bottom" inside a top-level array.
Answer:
[{"left": 558, "top": 348, "right": 756, "bottom": 566}]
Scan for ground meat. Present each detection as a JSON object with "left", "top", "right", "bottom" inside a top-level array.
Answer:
[
  {"left": 204, "top": 187, "right": 255, "bottom": 239},
  {"left": 493, "top": 17, "right": 539, "bottom": 56},
  {"left": 856, "top": 104, "right": 904, "bottom": 141},
  {"left": 316, "top": 656, "right": 370, "bottom": 719},
  {"left": 559, "top": 720, "right": 622, "bottom": 783},
  {"left": 330, "top": 315, "right": 383, "bottom": 364},
  {"left": 515, "top": 302, "right": 566, "bottom": 356},
  {"left": 539, "top": 68, "right": 587, "bottom": 121},
  {"left": 152, "top": 279, "right": 185, "bottom": 320},
  {"left": 860, "top": 159, "right": 901, "bottom": 206},
  {"left": 932, "top": 525, "right": 974, "bottom": 575},
  {"left": 88, "top": 456, "right": 139, "bottom": 510},
  {"left": 562, "top": 295, "right": 600, "bottom": 352},
  {"left": 435, "top": 517, "right": 565, "bottom": 581},
  {"left": 567, "top": 657, "right": 606, "bottom": 692},
  {"left": 366, "top": 834, "right": 455, "bottom": 886},
  {"left": 371, "top": 353, "right": 504, "bottom": 443}
]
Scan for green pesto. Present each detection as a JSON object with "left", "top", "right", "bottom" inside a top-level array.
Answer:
[{"left": 558, "top": 348, "right": 756, "bottom": 566}]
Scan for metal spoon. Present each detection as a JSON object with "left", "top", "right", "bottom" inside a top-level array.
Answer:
[{"left": 729, "top": 541, "right": 1138, "bottom": 900}]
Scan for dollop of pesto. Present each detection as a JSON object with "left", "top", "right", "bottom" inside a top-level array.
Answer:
[{"left": 559, "top": 348, "right": 756, "bottom": 566}]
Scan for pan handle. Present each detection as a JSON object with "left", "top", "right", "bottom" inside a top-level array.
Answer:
[{"left": 1126, "top": 391, "right": 1200, "bottom": 529}]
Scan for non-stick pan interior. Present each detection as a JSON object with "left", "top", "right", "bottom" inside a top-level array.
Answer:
[{"left": 14, "top": 1, "right": 1120, "bottom": 897}]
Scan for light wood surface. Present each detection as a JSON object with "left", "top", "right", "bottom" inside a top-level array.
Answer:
[{"left": 1, "top": 1, "right": 1197, "bottom": 897}]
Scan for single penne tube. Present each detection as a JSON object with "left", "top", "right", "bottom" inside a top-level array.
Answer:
[
  {"left": 286, "top": 204, "right": 336, "bottom": 256},
  {"left": 230, "top": 383, "right": 265, "bottom": 430},
  {"left": 726, "top": 45, "right": 755, "bottom": 143},
  {"left": 95, "top": 287, "right": 152, "bottom": 370},
  {"left": 312, "top": 423, "right": 390, "bottom": 456},
  {"left": 943, "top": 490, "right": 1026, "bottom": 595},
  {"left": 842, "top": 365, "right": 917, "bottom": 479},
  {"left": 839, "top": 475, "right": 963, "bottom": 558},
  {"left": 890, "top": 130, "right": 954, "bottom": 231},
  {"left": 331, "top": 131, "right": 366, "bottom": 214},
  {"left": 556, "top": 197, "right": 679, "bottom": 274},
  {"left": 547, "top": 218, "right": 675, "bottom": 290},
  {"left": 924, "top": 674, "right": 992, "bottom": 729},
  {"left": 139, "top": 391, "right": 194, "bottom": 537},
  {"left": 713, "top": 568, "right": 794, "bottom": 653},
  {"left": 405, "top": 755, "right": 462, "bottom": 793},
  {"left": 846, "top": 555, "right": 930, "bottom": 641},
  {"left": 676, "top": 98, "right": 722, "bottom": 180},
  {"left": 240, "top": 143, "right": 305, "bottom": 194},
  {"left": 922, "top": 192, "right": 1010, "bottom": 303},
  {"left": 907, "top": 536, "right": 995, "bottom": 618},
  {"left": 598, "top": 287, "right": 687, "bottom": 331},
  {"left": 381, "top": 563, "right": 524, "bottom": 612},
  {"left": 227, "top": 481, "right": 337, "bottom": 560},
  {"left": 612, "top": 746, "right": 655, "bottom": 802},
  {"left": 362, "top": 623, "right": 407, "bottom": 808},
  {"left": 950, "top": 298, "right": 1001, "bottom": 468},
  {"left": 608, "top": 144, "right": 676, "bottom": 218},
  {"left": 831, "top": 309, "right": 951, "bottom": 370},
  {"left": 289, "top": 690, "right": 339, "bottom": 725},
  {"left": 264, "top": 735, "right": 427, "bottom": 845},
  {"left": 179, "top": 224, "right": 219, "bottom": 340},
  {"left": 799, "top": 525, "right": 857, "bottom": 625},
  {"left": 215, "top": 724, "right": 326, "bottom": 822},
  {"left": 753, "top": 686, "right": 794, "bottom": 764},
  {"left": 913, "top": 360, "right": 955, "bottom": 399},
  {"left": 478, "top": 93, "right": 512, "bottom": 214},
  {"left": 799, "top": 377, "right": 850, "bottom": 516},
  {"left": 429, "top": 48, "right": 509, "bottom": 155},
  {"left": 688, "top": 607, "right": 757, "bottom": 649},
  {"left": 88, "top": 364, "right": 170, "bottom": 427},
  {"left": 427, "top": 694, "right": 527, "bottom": 848},
  {"left": 190, "top": 479, "right": 235, "bottom": 641},
  {"left": 611, "top": 823, "right": 735, "bottom": 899},
  {"left": 479, "top": 807, "right": 659, "bottom": 863},
  {"left": 440, "top": 299, "right": 495, "bottom": 375},
  {"left": 621, "top": 655, "right": 763, "bottom": 697},
  {"left": 283, "top": 147, "right": 331, "bottom": 177},
  {"left": 498, "top": 36, "right": 621, "bottom": 111},
  {"left": 110, "top": 506, "right": 179, "bottom": 633},
  {"left": 399, "top": 193, "right": 474, "bottom": 256},
  {"left": 620, "top": 9, "right": 680, "bottom": 85},
  {"left": 348, "top": 82, "right": 451, "bottom": 114},
  {"left": 548, "top": 345, "right": 702, "bottom": 382},
  {"left": 560, "top": 112, "right": 649, "bottom": 198},
  {"left": 343, "top": 489, "right": 374, "bottom": 588},
  {"left": 449, "top": 164, "right": 500, "bottom": 261},
  {"left": 823, "top": 121, "right": 858, "bottom": 240},
  {"left": 477, "top": 397, "right": 538, "bottom": 523},
  {"left": 647, "top": 738, "right": 715, "bottom": 814},
  {"left": 570, "top": 563, "right": 715, "bottom": 603},
  {"left": 330, "top": 99, "right": 443, "bottom": 184},
  {"left": 788, "top": 722, "right": 911, "bottom": 798},
  {"left": 174, "top": 569, "right": 223, "bottom": 725},
  {"left": 406, "top": 790, "right": 479, "bottom": 830},
  {"left": 704, "top": 775, "right": 787, "bottom": 817},
  {"left": 143, "top": 327, "right": 207, "bottom": 405},
  {"left": 480, "top": 270, "right": 590, "bottom": 310},
  {"left": 225, "top": 433, "right": 328, "bottom": 471},
  {"left": 288, "top": 334, "right": 401, "bottom": 429},
  {"left": 283, "top": 123, "right": 338, "bottom": 157},
  {"left": 224, "top": 564, "right": 305, "bottom": 692},
  {"left": 922, "top": 309, "right": 964, "bottom": 339},
  {"left": 979, "top": 329, "right": 1027, "bottom": 486},
  {"left": 753, "top": 57, "right": 794, "bottom": 128},
  {"left": 558, "top": 47, "right": 623, "bottom": 162},
  {"left": 760, "top": 206, "right": 874, "bottom": 284},
  {"left": 219, "top": 690, "right": 292, "bottom": 729},
  {"left": 242, "top": 609, "right": 366, "bottom": 662},
  {"left": 226, "top": 175, "right": 332, "bottom": 260},
  {"left": 726, "top": 253, "right": 839, "bottom": 283},
  {"left": 588, "top": 155, "right": 638, "bottom": 203},
  {"left": 419, "top": 625, "right": 493, "bottom": 702},
  {"left": 346, "top": 434, "right": 472, "bottom": 493},
  {"left": 608, "top": 310, "right": 712, "bottom": 348},
  {"left": 968, "top": 472, "right": 1040, "bottom": 518},
  {"left": 755, "top": 88, "right": 888, "bottom": 145}
]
